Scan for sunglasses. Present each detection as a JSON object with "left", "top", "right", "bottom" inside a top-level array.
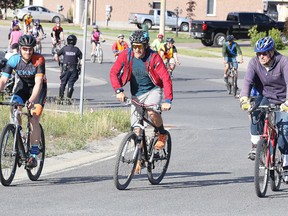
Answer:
[
  {"left": 132, "top": 44, "right": 143, "bottom": 50},
  {"left": 257, "top": 52, "right": 268, "bottom": 56},
  {"left": 22, "top": 47, "right": 33, "bottom": 52}
]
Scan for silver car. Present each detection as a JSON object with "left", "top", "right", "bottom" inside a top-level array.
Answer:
[{"left": 14, "top": 6, "right": 66, "bottom": 23}]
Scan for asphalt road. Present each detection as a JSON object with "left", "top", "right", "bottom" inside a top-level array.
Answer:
[{"left": 0, "top": 25, "right": 288, "bottom": 216}]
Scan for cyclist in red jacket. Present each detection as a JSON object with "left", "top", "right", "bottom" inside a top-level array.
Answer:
[{"left": 110, "top": 30, "right": 173, "bottom": 173}]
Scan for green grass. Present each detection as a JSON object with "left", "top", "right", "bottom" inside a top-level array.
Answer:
[{"left": 0, "top": 106, "right": 130, "bottom": 157}]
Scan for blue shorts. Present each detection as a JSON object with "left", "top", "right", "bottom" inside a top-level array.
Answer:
[{"left": 225, "top": 57, "right": 238, "bottom": 69}]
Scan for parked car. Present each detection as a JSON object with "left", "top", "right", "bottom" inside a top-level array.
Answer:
[
  {"left": 191, "top": 12, "right": 285, "bottom": 47},
  {"left": 14, "top": 6, "right": 66, "bottom": 23},
  {"left": 128, "top": 9, "right": 190, "bottom": 32}
]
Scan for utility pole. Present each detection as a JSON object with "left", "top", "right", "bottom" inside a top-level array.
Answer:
[
  {"left": 79, "top": 0, "right": 89, "bottom": 117},
  {"left": 159, "top": 0, "right": 166, "bottom": 36}
]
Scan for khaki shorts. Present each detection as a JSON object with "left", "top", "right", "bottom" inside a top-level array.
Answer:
[{"left": 131, "top": 87, "right": 162, "bottom": 127}]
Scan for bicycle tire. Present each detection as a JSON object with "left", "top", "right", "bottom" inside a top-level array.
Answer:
[
  {"left": 147, "top": 131, "right": 172, "bottom": 185},
  {"left": 97, "top": 48, "right": 103, "bottom": 64},
  {"left": 91, "top": 53, "right": 96, "bottom": 63},
  {"left": 0, "top": 124, "right": 18, "bottom": 186},
  {"left": 26, "top": 124, "right": 45, "bottom": 181},
  {"left": 233, "top": 76, "right": 238, "bottom": 97},
  {"left": 270, "top": 143, "right": 282, "bottom": 191},
  {"left": 226, "top": 76, "right": 232, "bottom": 95},
  {"left": 254, "top": 138, "right": 269, "bottom": 197},
  {"left": 113, "top": 132, "right": 139, "bottom": 190}
]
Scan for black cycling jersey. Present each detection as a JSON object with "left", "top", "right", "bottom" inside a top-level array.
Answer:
[{"left": 3, "top": 53, "right": 47, "bottom": 104}]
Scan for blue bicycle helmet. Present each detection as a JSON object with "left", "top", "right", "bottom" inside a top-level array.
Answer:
[
  {"left": 129, "top": 30, "right": 149, "bottom": 44},
  {"left": 226, "top": 35, "right": 234, "bottom": 41},
  {"left": 254, "top": 37, "right": 275, "bottom": 53}
]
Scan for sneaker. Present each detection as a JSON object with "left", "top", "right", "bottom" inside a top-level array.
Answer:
[
  {"left": 154, "top": 134, "right": 168, "bottom": 150},
  {"left": 26, "top": 156, "right": 37, "bottom": 168},
  {"left": 248, "top": 143, "right": 257, "bottom": 161}
]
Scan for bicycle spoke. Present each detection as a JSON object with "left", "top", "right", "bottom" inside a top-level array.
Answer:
[
  {"left": 113, "top": 132, "right": 138, "bottom": 190},
  {"left": 147, "top": 131, "right": 171, "bottom": 185},
  {"left": 254, "top": 138, "right": 269, "bottom": 197},
  {"left": 0, "top": 124, "right": 17, "bottom": 186}
]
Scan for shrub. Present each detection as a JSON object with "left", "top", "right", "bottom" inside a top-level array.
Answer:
[
  {"left": 248, "top": 25, "right": 266, "bottom": 47},
  {"left": 248, "top": 25, "right": 285, "bottom": 50}
]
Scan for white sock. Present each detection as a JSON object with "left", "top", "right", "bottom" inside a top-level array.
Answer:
[{"left": 250, "top": 135, "right": 261, "bottom": 145}]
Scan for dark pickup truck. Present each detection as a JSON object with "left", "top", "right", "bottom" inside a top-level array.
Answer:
[{"left": 191, "top": 12, "right": 285, "bottom": 47}]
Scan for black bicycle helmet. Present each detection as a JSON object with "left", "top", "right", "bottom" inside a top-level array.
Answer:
[
  {"left": 166, "top": 37, "right": 175, "bottom": 43},
  {"left": 226, "top": 35, "right": 234, "bottom": 41},
  {"left": 129, "top": 30, "right": 149, "bottom": 44},
  {"left": 67, "top": 34, "right": 77, "bottom": 45},
  {"left": 18, "top": 35, "right": 36, "bottom": 47}
]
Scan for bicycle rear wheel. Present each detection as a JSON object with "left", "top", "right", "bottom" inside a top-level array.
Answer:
[
  {"left": 232, "top": 76, "right": 238, "bottom": 97},
  {"left": 254, "top": 138, "right": 269, "bottom": 197},
  {"left": 0, "top": 124, "right": 18, "bottom": 186},
  {"left": 26, "top": 124, "right": 45, "bottom": 181},
  {"left": 113, "top": 132, "right": 139, "bottom": 190},
  {"left": 97, "top": 48, "right": 103, "bottom": 64},
  {"left": 270, "top": 143, "right": 282, "bottom": 191},
  {"left": 147, "top": 131, "right": 172, "bottom": 185}
]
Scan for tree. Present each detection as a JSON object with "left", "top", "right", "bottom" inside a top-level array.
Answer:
[
  {"left": 0, "top": 0, "right": 24, "bottom": 19},
  {"left": 186, "top": 0, "right": 196, "bottom": 19}
]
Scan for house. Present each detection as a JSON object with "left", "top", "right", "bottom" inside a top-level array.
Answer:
[{"left": 22, "top": 0, "right": 288, "bottom": 27}]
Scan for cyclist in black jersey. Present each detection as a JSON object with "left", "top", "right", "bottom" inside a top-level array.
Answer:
[{"left": 0, "top": 35, "right": 47, "bottom": 168}]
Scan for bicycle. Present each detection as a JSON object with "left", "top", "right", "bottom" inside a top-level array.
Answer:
[
  {"left": 0, "top": 101, "right": 45, "bottom": 186},
  {"left": 250, "top": 104, "right": 282, "bottom": 197},
  {"left": 226, "top": 62, "right": 239, "bottom": 97},
  {"left": 34, "top": 33, "right": 46, "bottom": 54},
  {"left": 113, "top": 98, "right": 172, "bottom": 190},
  {"left": 91, "top": 40, "right": 105, "bottom": 64}
]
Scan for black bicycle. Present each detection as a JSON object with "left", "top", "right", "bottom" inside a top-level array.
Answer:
[
  {"left": 0, "top": 102, "right": 45, "bottom": 186},
  {"left": 113, "top": 99, "right": 172, "bottom": 190}
]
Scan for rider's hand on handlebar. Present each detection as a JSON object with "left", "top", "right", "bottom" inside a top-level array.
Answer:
[
  {"left": 161, "top": 102, "right": 171, "bottom": 111},
  {"left": 240, "top": 96, "right": 251, "bottom": 111},
  {"left": 280, "top": 101, "right": 288, "bottom": 112},
  {"left": 116, "top": 92, "right": 126, "bottom": 103}
]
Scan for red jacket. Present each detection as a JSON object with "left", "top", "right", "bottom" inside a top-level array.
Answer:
[{"left": 110, "top": 48, "right": 173, "bottom": 102}]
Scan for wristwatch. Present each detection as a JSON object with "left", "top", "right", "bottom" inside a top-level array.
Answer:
[{"left": 116, "top": 88, "right": 124, "bottom": 94}]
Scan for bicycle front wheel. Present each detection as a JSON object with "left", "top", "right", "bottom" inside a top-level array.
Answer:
[
  {"left": 97, "top": 48, "right": 103, "bottom": 64},
  {"left": 270, "top": 143, "right": 282, "bottom": 191},
  {"left": 0, "top": 124, "right": 18, "bottom": 186},
  {"left": 147, "top": 131, "right": 172, "bottom": 185},
  {"left": 254, "top": 138, "right": 269, "bottom": 197},
  {"left": 26, "top": 124, "right": 45, "bottom": 181},
  {"left": 113, "top": 132, "right": 139, "bottom": 190},
  {"left": 90, "top": 53, "right": 96, "bottom": 63}
]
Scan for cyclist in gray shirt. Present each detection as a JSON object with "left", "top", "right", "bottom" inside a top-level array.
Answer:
[{"left": 240, "top": 36, "right": 288, "bottom": 183}]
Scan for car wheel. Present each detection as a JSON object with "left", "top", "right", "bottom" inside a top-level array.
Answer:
[
  {"left": 180, "top": 23, "right": 189, "bottom": 32},
  {"left": 213, "top": 33, "right": 226, "bottom": 47},
  {"left": 201, "top": 39, "right": 213, "bottom": 46},
  {"left": 52, "top": 16, "right": 60, "bottom": 23}
]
